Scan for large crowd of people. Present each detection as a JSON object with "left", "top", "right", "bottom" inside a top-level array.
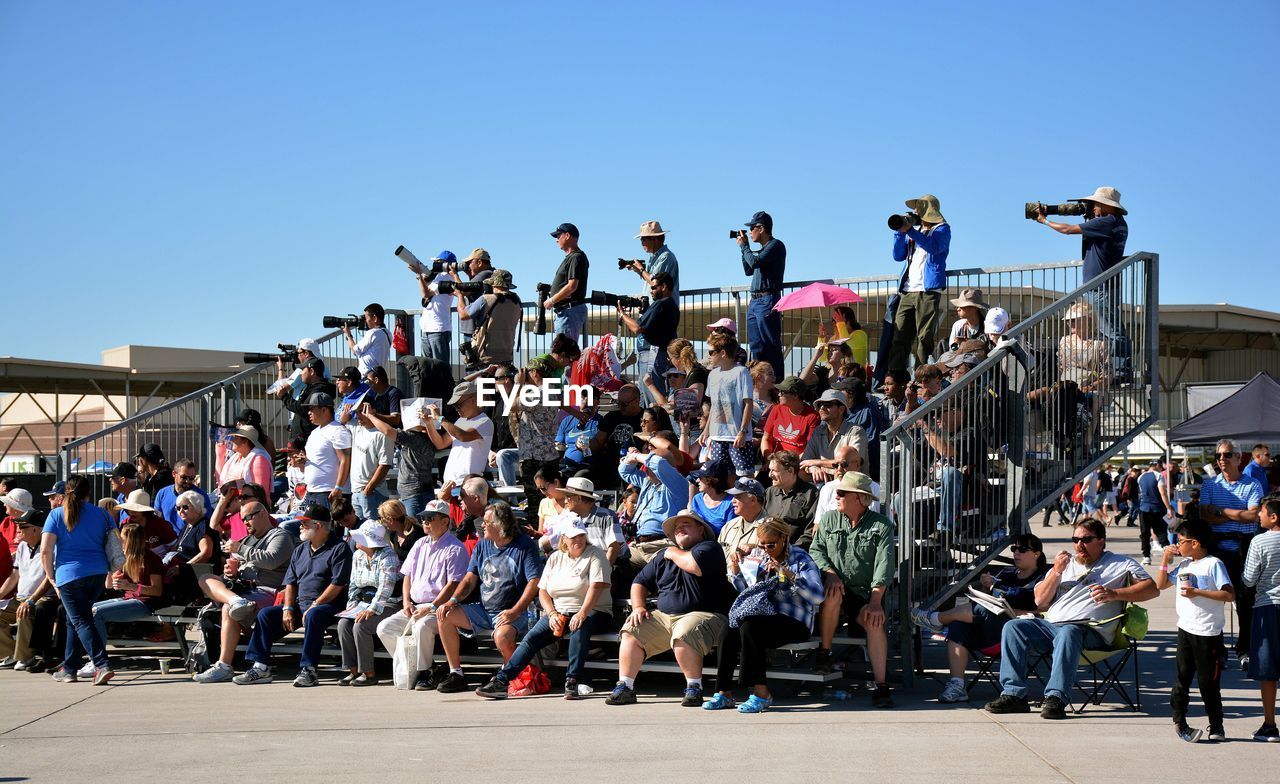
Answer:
[{"left": 2, "top": 192, "right": 1279, "bottom": 741}]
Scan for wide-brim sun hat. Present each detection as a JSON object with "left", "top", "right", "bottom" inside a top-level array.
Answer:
[
  {"left": 949, "top": 288, "right": 989, "bottom": 310},
  {"left": 661, "top": 511, "right": 716, "bottom": 542},
  {"left": 117, "top": 489, "right": 157, "bottom": 515},
  {"left": 560, "top": 476, "right": 602, "bottom": 500},
  {"left": 905, "top": 194, "right": 945, "bottom": 224},
  {"left": 634, "top": 220, "right": 668, "bottom": 239},
  {"left": 1069, "top": 186, "right": 1127, "bottom": 215}
]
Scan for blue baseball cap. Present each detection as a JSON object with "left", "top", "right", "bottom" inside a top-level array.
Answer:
[
  {"left": 44, "top": 481, "right": 66, "bottom": 497},
  {"left": 743, "top": 211, "right": 772, "bottom": 232},
  {"left": 726, "top": 477, "right": 765, "bottom": 499},
  {"left": 432, "top": 250, "right": 457, "bottom": 264},
  {"left": 550, "top": 222, "right": 580, "bottom": 239}
]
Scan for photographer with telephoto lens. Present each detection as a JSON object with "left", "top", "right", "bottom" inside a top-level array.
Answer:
[
  {"left": 888, "top": 194, "right": 950, "bottom": 379},
  {"left": 416, "top": 250, "right": 461, "bottom": 363},
  {"left": 340, "top": 303, "right": 390, "bottom": 376},
  {"left": 616, "top": 273, "right": 680, "bottom": 405},
  {"left": 456, "top": 268, "right": 521, "bottom": 367},
  {"left": 457, "top": 248, "right": 495, "bottom": 363}
]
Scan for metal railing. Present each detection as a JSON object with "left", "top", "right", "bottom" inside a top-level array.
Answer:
[{"left": 882, "top": 252, "right": 1159, "bottom": 683}]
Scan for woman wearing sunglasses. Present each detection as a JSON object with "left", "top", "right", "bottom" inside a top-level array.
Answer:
[{"left": 911, "top": 533, "right": 1049, "bottom": 703}]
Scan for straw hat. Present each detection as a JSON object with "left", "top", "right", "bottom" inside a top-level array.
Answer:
[
  {"left": 118, "top": 489, "right": 157, "bottom": 515},
  {"left": 560, "top": 476, "right": 602, "bottom": 500},
  {"left": 661, "top": 511, "right": 716, "bottom": 542},
  {"left": 1061, "top": 301, "right": 1095, "bottom": 322},
  {"left": 949, "top": 288, "right": 989, "bottom": 310},
  {"left": 904, "top": 194, "right": 946, "bottom": 224},
  {"left": 1070, "top": 186, "right": 1127, "bottom": 215},
  {"left": 634, "top": 220, "right": 668, "bottom": 239},
  {"left": 231, "top": 425, "right": 261, "bottom": 449}
]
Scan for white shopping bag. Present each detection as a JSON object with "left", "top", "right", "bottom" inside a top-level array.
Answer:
[{"left": 392, "top": 623, "right": 419, "bottom": 690}]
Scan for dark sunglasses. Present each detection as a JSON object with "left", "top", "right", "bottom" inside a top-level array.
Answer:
[
  {"left": 1216, "top": 452, "right": 1235, "bottom": 459},
  {"left": 177, "top": 474, "right": 197, "bottom": 481},
  {"left": 176, "top": 504, "right": 192, "bottom": 511},
  {"left": 242, "top": 508, "right": 265, "bottom": 519},
  {"left": 1070, "top": 535, "right": 1100, "bottom": 544},
  {"left": 759, "top": 540, "right": 785, "bottom": 549},
  {"left": 1009, "top": 545, "right": 1036, "bottom": 554}
]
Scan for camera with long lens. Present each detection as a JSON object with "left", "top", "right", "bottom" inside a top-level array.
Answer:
[
  {"left": 436, "top": 279, "right": 487, "bottom": 296},
  {"left": 243, "top": 342, "right": 299, "bottom": 366},
  {"left": 394, "top": 245, "right": 457, "bottom": 277},
  {"left": 617, "top": 257, "right": 643, "bottom": 270},
  {"left": 887, "top": 211, "right": 921, "bottom": 231},
  {"left": 590, "top": 290, "right": 649, "bottom": 310},
  {"left": 322, "top": 315, "right": 362, "bottom": 330},
  {"left": 535, "top": 282, "right": 552, "bottom": 335},
  {"left": 1023, "top": 201, "right": 1090, "bottom": 220}
]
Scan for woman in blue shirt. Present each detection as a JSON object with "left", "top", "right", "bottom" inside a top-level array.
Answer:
[
  {"left": 689, "top": 463, "right": 735, "bottom": 534},
  {"left": 40, "top": 476, "right": 118, "bottom": 684}
]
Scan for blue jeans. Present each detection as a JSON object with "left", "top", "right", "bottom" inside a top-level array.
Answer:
[
  {"left": 247, "top": 602, "right": 341, "bottom": 670},
  {"left": 352, "top": 489, "right": 389, "bottom": 522},
  {"left": 304, "top": 491, "right": 332, "bottom": 510},
  {"left": 998, "top": 617, "right": 1109, "bottom": 701},
  {"left": 495, "top": 448, "right": 520, "bottom": 487},
  {"left": 422, "top": 331, "right": 452, "bottom": 363},
  {"left": 91, "top": 597, "right": 154, "bottom": 645},
  {"left": 634, "top": 346, "right": 671, "bottom": 406},
  {"left": 496, "top": 610, "right": 608, "bottom": 683},
  {"left": 1084, "top": 287, "right": 1131, "bottom": 381},
  {"left": 937, "top": 465, "right": 963, "bottom": 532},
  {"left": 59, "top": 574, "right": 110, "bottom": 672},
  {"left": 398, "top": 491, "right": 435, "bottom": 520},
  {"left": 747, "top": 293, "right": 783, "bottom": 379},
  {"left": 553, "top": 304, "right": 587, "bottom": 343}
]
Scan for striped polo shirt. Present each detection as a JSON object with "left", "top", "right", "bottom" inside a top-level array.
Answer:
[{"left": 1199, "top": 474, "right": 1265, "bottom": 552}]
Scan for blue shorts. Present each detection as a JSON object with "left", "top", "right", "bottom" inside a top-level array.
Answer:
[
  {"left": 458, "top": 602, "right": 532, "bottom": 637},
  {"left": 1249, "top": 603, "right": 1280, "bottom": 682}
]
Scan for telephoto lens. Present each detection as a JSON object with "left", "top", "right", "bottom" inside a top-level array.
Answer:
[
  {"left": 887, "top": 212, "right": 920, "bottom": 231},
  {"left": 1024, "top": 201, "right": 1090, "bottom": 220}
]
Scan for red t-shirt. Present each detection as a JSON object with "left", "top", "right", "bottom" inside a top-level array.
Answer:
[
  {"left": 122, "top": 512, "right": 177, "bottom": 553},
  {"left": 1, "top": 515, "right": 18, "bottom": 555},
  {"left": 762, "top": 403, "right": 820, "bottom": 455},
  {"left": 120, "top": 549, "right": 166, "bottom": 605}
]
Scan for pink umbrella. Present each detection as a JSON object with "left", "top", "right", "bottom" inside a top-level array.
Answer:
[{"left": 773, "top": 282, "right": 864, "bottom": 312}]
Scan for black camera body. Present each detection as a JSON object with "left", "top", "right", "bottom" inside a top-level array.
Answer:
[
  {"left": 887, "top": 212, "right": 921, "bottom": 231},
  {"left": 243, "top": 342, "right": 299, "bottom": 365},
  {"left": 590, "top": 290, "right": 649, "bottom": 310},
  {"left": 429, "top": 258, "right": 458, "bottom": 276},
  {"left": 1024, "top": 201, "right": 1090, "bottom": 220},
  {"left": 322, "top": 315, "right": 362, "bottom": 330},
  {"left": 436, "top": 279, "right": 487, "bottom": 296},
  {"left": 729, "top": 229, "right": 745, "bottom": 239},
  {"left": 617, "top": 257, "right": 643, "bottom": 270},
  {"left": 535, "top": 282, "right": 553, "bottom": 335}
]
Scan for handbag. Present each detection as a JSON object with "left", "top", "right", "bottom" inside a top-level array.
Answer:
[
  {"left": 728, "top": 576, "right": 781, "bottom": 628},
  {"left": 105, "top": 527, "right": 126, "bottom": 572},
  {"left": 392, "top": 622, "right": 419, "bottom": 690}
]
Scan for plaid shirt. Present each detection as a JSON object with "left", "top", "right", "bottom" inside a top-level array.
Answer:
[
  {"left": 731, "top": 545, "right": 825, "bottom": 631},
  {"left": 347, "top": 547, "right": 401, "bottom": 615}
]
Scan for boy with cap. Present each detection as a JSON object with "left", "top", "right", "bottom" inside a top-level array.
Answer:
[
  {"left": 334, "top": 366, "right": 371, "bottom": 433},
  {"left": 437, "top": 381, "right": 494, "bottom": 486},
  {"left": 546, "top": 223, "right": 590, "bottom": 342},
  {"left": 735, "top": 211, "right": 786, "bottom": 379},
  {"left": 277, "top": 356, "right": 337, "bottom": 441}
]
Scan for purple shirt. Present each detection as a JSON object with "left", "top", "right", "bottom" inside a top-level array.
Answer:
[{"left": 400, "top": 530, "right": 469, "bottom": 605}]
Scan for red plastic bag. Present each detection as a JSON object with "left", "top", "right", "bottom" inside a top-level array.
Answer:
[
  {"left": 507, "top": 664, "right": 551, "bottom": 696},
  {"left": 392, "top": 316, "right": 410, "bottom": 356}
]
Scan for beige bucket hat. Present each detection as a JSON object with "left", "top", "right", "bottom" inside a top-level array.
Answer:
[
  {"left": 905, "top": 194, "right": 946, "bottom": 224},
  {"left": 634, "top": 220, "right": 668, "bottom": 239},
  {"left": 1070, "top": 186, "right": 1127, "bottom": 215},
  {"left": 949, "top": 288, "right": 990, "bottom": 309}
]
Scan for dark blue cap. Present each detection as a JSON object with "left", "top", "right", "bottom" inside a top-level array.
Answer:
[
  {"left": 688, "top": 460, "right": 730, "bottom": 482},
  {"left": 744, "top": 211, "right": 772, "bottom": 231},
  {"left": 433, "top": 250, "right": 457, "bottom": 264},
  {"left": 725, "top": 477, "right": 766, "bottom": 499},
  {"left": 550, "top": 222, "right": 580, "bottom": 239},
  {"left": 44, "top": 481, "right": 66, "bottom": 497}
]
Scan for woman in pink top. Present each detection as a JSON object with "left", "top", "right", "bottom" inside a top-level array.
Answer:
[{"left": 219, "top": 426, "right": 273, "bottom": 497}]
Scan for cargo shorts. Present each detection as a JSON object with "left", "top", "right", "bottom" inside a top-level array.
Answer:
[{"left": 621, "top": 609, "right": 728, "bottom": 657}]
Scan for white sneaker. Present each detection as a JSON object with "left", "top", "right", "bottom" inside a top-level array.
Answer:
[
  {"left": 227, "top": 597, "right": 258, "bottom": 625},
  {"left": 13, "top": 658, "right": 36, "bottom": 671},
  {"left": 939, "top": 680, "right": 969, "bottom": 703},
  {"left": 910, "top": 606, "right": 943, "bottom": 633},
  {"left": 1141, "top": 557, "right": 1152, "bottom": 565},
  {"left": 77, "top": 662, "right": 95, "bottom": 679},
  {"left": 193, "top": 662, "right": 235, "bottom": 683},
  {"left": 0, "top": 656, "right": 16, "bottom": 669}
]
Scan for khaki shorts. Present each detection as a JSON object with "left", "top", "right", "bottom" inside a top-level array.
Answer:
[{"left": 621, "top": 609, "right": 728, "bottom": 657}]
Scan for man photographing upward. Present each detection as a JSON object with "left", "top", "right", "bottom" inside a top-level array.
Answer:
[
  {"left": 616, "top": 272, "right": 680, "bottom": 403},
  {"left": 341, "top": 303, "right": 390, "bottom": 376}
]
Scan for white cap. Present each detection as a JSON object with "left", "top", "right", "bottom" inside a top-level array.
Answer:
[
  {"left": 984, "top": 307, "right": 1010, "bottom": 336},
  {"left": 558, "top": 517, "right": 589, "bottom": 539},
  {"left": 298, "top": 338, "right": 321, "bottom": 353},
  {"left": 349, "top": 520, "right": 390, "bottom": 549}
]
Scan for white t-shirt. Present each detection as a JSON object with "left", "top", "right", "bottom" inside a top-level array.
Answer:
[
  {"left": 1044, "top": 551, "right": 1151, "bottom": 637},
  {"left": 14, "top": 540, "right": 45, "bottom": 597},
  {"left": 948, "top": 319, "right": 981, "bottom": 349},
  {"left": 353, "top": 328, "right": 390, "bottom": 375},
  {"left": 304, "top": 421, "right": 352, "bottom": 493},
  {"left": 707, "top": 365, "right": 754, "bottom": 442},
  {"left": 904, "top": 244, "right": 928, "bottom": 292},
  {"left": 442, "top": 413, "right": 494, "bottom": 484},
  {"left": 1169, "top": 555, "right": 1232, "bottom": 636},
  {"left": 420, "top": 273, "right": 457, "bottom": 333},
  {"left": 350, "top": 426, "right": 394, "bottom": 493},
  {"left": 541, "top": 545, "right": 612, "bottom": 615}
]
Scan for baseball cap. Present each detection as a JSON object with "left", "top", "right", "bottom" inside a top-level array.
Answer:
[
  {"left": 134, "top": 443, "right": 166, "bottom": 465},
  {"left": 688, "top": 460, "right": 730, "bottom": 482},
  {"left": 421, "top": 499, "right": 452, "bottom": 518},
  {"left": 304, "top": 391, "right": 335, "bottom": 408},
  {"left": 776, "top": 376, "right": 805, "bottom": 395},
  {"left": 706, "top": 318, "right": 737, "bottom": 333},
  {"left": 815, "top": 389, "right": 849, "bottom": 408},
  {"left": 432, "top": 250, "right": 458, "bottom": 264},
  {"left": 463, "top": 248, "right": 491, "bottom": 263},
  {"left": 297, "top": 338, "right": 321, "bottom": 354},
  {"left": 558, "top": 518, "right": 590, "bottom": 539},
  {"left": 337, "top": 366, "right": 362, "bottom": 383},
  {"left": 550, "top": 222, "right": 580, "bottom": 239},
  {"left": 43, "top": 481, "right": 67, "bottom": 497},
  {"left": 984, "top": 307, "right": 1010, "bottom": 336},
  {"left": 744, "top": 211, "right": 773, "bottom": 232},
  {"left": 299, "top": 357, "right": 325, "bottom": 372},
  {"left": 726, "top": 477, "right": 766, "bottom": 499},
  {"left": 111, "top": 462, "right": 138, "bottom": 480},
  {"left": 448, "top": 381, "right": 478, "bottom": 405}
]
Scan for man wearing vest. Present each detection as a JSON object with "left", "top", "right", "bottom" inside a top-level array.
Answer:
[
  {"left": 456, "top": 268, "right": 521, "bottom": 367},
  {"left": 888, "top": 194, "right": 951, "bottom": 377}
]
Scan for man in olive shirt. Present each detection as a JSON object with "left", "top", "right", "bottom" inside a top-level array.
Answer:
[
  {"left": 762, "top": 450, "right": 818, "bottom": 546},
  {"left": 809, "top": 471, "right": 895, "bottom": 708}
]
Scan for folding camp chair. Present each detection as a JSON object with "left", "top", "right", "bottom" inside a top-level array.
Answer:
[
  {"left": 1025, "top": 604, "right": 1147, "bottom": 714},
  {"left": 966, "top": 642, "right": 1003, "bottom": 697}
]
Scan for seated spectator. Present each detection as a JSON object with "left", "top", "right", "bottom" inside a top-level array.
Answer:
[
  {"left": 810, "top": 472, "right": 895, "bottom": 708},
  {"left": 899, "top": 364, "right": 944, "bottom": 422},
  {"left": 108, "top": 463, "right": 140, "bottom": 512},
  {"left": 191, "top": 498, "right": 295, "bottom": 683},
  {"left": 89, "top": 522, "right": 168, "bottom": 648},
  {"left": 759, "top": 376, "right": 819, "bottom": 459},
  {"left": 512, "top": 362, "right": 561, "bottom": 512},
  {"left": 911, "top": 535, "right": 1048, "bottom": 703},
  {"left": 336, "top": 521, "right": 402, "bottom": 686},
  {"left": 877, "top": 369, "right": 909, "bottom": 424},
  {"left": 935, "top": 340, "right": 988, "bottom": 385},
  {"left": 801, "top": 336, "right": 861, "bottom": 394},
  {"left": 718, "top": 478, "right": 765, "bottom": 563},
  {"left": 589, "top": 384, "right": 644, "bottom": 489},
  {"left": 377, "top": 499, "right": 469, "bottom": 690},
  {"left": 233, "top": 505, "right": 352, "bottom": 687},
  {"left": 829, "top": 305, "right": 870, "bottom": 366},
  {"left": 452, "top": 477, "right": 489, "bottom": 554},
  {"left": 552, "top": 477, "right": 625, "bottom": 565},
  {"left": 899, "top": 393, "right": 983, "bottom": 538},
  {"left": 620, "top": 449, "right": 690, "bottom": 565},
  {"left": 134, "top": 444, "right": 173, "bottom": 505},
  {"left": 534, "top": 465, "right": 568, "bottom": 535},
  {"left": 435, "top": 502, "right": 542, "bottom": 693},
  {"left": 748, "top": 360, "right": 778, "bottom": 433},
  {"left": 617, "top": 486, "right": 639, "bottom": 540},
  {"left": 640, "top": 406, "right": 675, "bottom": 440},
  {"left": 377, "top": 499, "right": 425, "bottom": 563},
  {"left": 705, "top": 516, "right": 825, "bottom": 713},
  {"left": 800, "top": 390, "right": 866, "bottom": 483},
  {"left": 365, "top": 401, "right": 443, "bottom": 520},
  {"left": 555, "top": 402, "right": 600, "bottom": 475},
  {"left": 483, "top": 365, "right": 520, "bottom": 487},
  {"left": 153, "top": 459, "right": 211, "bottom": 534},
  {"left": 763, "top": 451, "right": 818, "bottom": 544},
  {"left": 606, "top": 512, "right": 732, "bottom": 707},
  {"left": 0, "top": 512, "right": 58, "bottom": 671},
  {"left": 984, "top": 306, "right": 1012, "bottom": 350},
  {"left": 118, "top": 492, "right": 179, "bottom": 552},
  {"left": 219, "top": 426, "right": 273, "bottom": 499},
  {"left": 807, "top": 446, "right": 880, "bottom": 549},
  {"left": 168, "top": 490, "right": 217, "bottom": 570},
  {"left": 842, "top": 379, "right": 884, "bottom": 480},
  {"left": 946, "top": 288, "right": 989, "bottom": 352},
  {"left": 476, "top": 518, "right": 612, "bottom": 700},
  {"left": 985, "top": 520, "right": 1157, "bottom": 720},
  {"left": 1, "top": 486, "right": 33, "bottom": 555},
  {"left": 689, "top": 461, "right": 735, "bottom": 535}
]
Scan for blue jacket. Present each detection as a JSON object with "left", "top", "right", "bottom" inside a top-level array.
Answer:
[{"left": 892, "top": 223, "right": 950, "bottom": 292}]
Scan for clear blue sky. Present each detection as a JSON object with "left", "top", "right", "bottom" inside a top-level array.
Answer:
[{"left": 2, "top": 1, "right": 1275, "bottom": 365}]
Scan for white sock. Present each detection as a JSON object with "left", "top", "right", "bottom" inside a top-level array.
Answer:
[
  {"left": 620, "top": 675, "right": 635, "bottom": 689},
  {"left": 451, "top": 668, "right": 463, "bottom": 676},
  {"left": 687, "top": 678, "right": 703, "bottom": 689},
  {"left": 929, "top": 612, "right": 941, "bottom": 627},
  {"left": 216, "top": 661, "right": 232, "bottom": 671},
  {"left": 252, "top": 662, "right": 269, "bottom": 673}
]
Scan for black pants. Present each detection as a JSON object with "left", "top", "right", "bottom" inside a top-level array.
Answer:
[
  {"left": 715, "top": 614, "right": 810, "bottom": 691},
  {"left": 1213, "top": 547, "right": 1255, "bottom": 655},
  {"left": 1171, "top": 629, "right": 1225, "bottom": 727},
  {"left": 1139, "top": 511, "right": 1169, "bottom": 558}
]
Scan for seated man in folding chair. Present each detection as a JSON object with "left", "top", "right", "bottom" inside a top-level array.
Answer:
[{"left": 985, "top": 518, "right": 1158, "bottom": 719}]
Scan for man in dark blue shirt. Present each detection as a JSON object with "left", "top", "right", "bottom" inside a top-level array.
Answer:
[
  {"left": 736, "top": 211, "right": 786, "bottom": 380},
  {"left": 617, "top": 273, "right": 680, "bottom": 404},
  {"left": 235, "top": 504, "right": 352, "bottom": 687},
  {"left": 1035, "top": 186, "right": 1131, "bottom": 380}
]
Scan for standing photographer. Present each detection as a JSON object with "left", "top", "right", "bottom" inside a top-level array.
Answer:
[
  {"left": 1035, "top": 186, "right": 1130, "bottom": 380},
  {"left": 888, "top": 194, "right": 950, "bottom": 378},
  {"left": 341, "top": 303, "right": 390, "bottom": 376},
  {"left": 276, "top": 358, "right": 337, "bottom": 441},
  {"left": 623, "top": 220, "right": 680, "bottom": 300},
  {"left": 416, "top": 251, "right": 460, "bottom": 363},
  {"left": 458, "top": 248, "right": 495, "bottom": 362},
  {"left": 735, "top": 211, "right": 785, "bottom": 380},
  {"left": 616, "top": 273, "right": 680, "bottom": 405},
  {"left": 546, "top": 223, "right": 590, "bottom": 342},
  {"left": 456, "top": 268, "right": 521, "bottom": 366}
]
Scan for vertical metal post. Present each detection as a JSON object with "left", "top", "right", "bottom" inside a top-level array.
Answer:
[
  {"left": 1001, "top": 348, "right": 1029, "bottom": 536},
  {"left": 198, "top": 396, "right": 213, "bottom": 489}
]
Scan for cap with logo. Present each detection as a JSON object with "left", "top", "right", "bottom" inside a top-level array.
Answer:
[
  {"left": 338, "top": 366, "right": 362, "bottom": 383},
  {"left": 725, "top": 477, "right": 766, "bottom": 499},
  {"left": 421, "top": 499, "right": 452, "bottom": 518}
]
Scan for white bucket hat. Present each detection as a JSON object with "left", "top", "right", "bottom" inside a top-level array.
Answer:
[
  {"left": 1, "top": 488, "right": 34, "bottom": 514},
  {"left": 560, "top": 476, "right": 602, "bottom": 500},
  {"left": 634, "top": 220, "right": 668, "bottom": 239},
  {"left": 118, "top": 489, "right": 157, "bottom": 515},
  {"left": 349, "top": 520, "right": 390, "bottom": 549},
  {"left": 1070, "top": 186, "right": 1127, "bottom": 215}
]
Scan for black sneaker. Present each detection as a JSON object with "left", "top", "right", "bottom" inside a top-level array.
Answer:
[
  {"left": 813, "top": 648, "right": 834, "bottom": 675},
  {"left": 681, "top": 686, "right": 704, "bottom": 707},
  {"left": 605, "top": 682, "right": 637, "bottom": 706},
  {"left": 413, "top": 672, "right": 436, "bottom": 691},
  {"left": 351, "top": 674, "right": 378, "bottom": 687},
  {"left": 1206, "top": 725, "right": 1226, "bottom": 742},
  {"left": 564, "top": 677, "right": 580, "bottom": 701},
  {"left": 1254, "top": 723, "right": 1280, "bottom": 742},
  {"left": 984, "top": 694, "right": 1031, "bottom": 714},
  {"left": 292, "top": 667, "right": 319, "bottom": 688},
  {"left": 338, "top": 673, "right": 357, "bottom": 686},
  {"left": 871, "top": 684, "right": 895, "bottom": 709},
  {"left": 1040, "top": 695, "right": 1067, "bottom": 720},
  {"left": 435, "top": 672, "right": 468, "bottom": 693},
  {"left": 475, "top": 677, "right": 508, "bottom": 699},
  {"left": 1176, "top": 723, "right": 1203, "bottom": 743}
]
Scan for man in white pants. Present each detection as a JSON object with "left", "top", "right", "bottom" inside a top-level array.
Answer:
[{"left": 376, "top": 500, "right": 469, "bottom": 690}]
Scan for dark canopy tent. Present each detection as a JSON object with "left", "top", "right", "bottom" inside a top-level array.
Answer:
[{"left": 1168, "top": 372, "right": 1280, "bottom": 445}]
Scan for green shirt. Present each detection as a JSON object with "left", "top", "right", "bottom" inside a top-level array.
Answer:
[{"left": 809, "top": 508, "right": 895, "bottom": 599}]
